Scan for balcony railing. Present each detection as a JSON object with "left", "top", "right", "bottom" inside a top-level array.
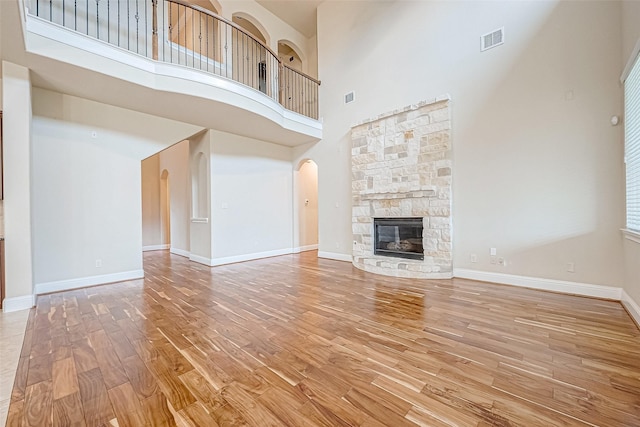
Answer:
[{"left": 28, "top": 0, "right": 320, "bottom": 119}]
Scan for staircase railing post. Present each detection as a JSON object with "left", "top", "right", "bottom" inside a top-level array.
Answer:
[{"left": 278, "top": 62, "right": 284, "bottom": 106}]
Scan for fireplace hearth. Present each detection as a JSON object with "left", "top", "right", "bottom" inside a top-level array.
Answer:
[{"left": 374, "top": 218, "right": 424, "bottom": 260}]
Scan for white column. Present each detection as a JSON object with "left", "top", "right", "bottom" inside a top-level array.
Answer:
[{"left": 2, "top": 61, "right": 34, "bottom": 312}]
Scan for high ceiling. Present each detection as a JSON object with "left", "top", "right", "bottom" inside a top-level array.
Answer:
[{"left": 256, "top": 0, "right": 323, "bottom": 38}]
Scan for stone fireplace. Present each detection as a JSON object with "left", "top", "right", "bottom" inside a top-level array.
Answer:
[{"left": 351, "top": 97, "right": 452, "bottom": 279}]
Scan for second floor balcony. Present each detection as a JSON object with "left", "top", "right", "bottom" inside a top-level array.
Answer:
[{"left": 18, "top": 0, "right": 321, "bottom": 145}]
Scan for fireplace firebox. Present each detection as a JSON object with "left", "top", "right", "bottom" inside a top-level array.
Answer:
[{"left": 374, "top": 218, "right": 424, "bottom": 260}]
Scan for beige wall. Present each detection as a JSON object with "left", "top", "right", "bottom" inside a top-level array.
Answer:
[
  {"left": 2, "top": 62, "right": 33, "bottom": 304},
  {"left": 622, "top": 1, "right": 640, "bottom": 70},
  {"left": 31, "top": 89, "right": 200, "bottom": 287},
  {"left": 304, "top": 0, "right": 625, "bottom": 287},
  {"left": 160, "top": 140, "right": 191, "bottom": 256},
  {"left": 32, "top": 115, "right": 143, "bottom": 283},
  {"left": 210, "top": 130, "right": 293, "bottom": 260},
  {"left": 623, "top": 239, "right": 640, "bottom": 305},
  {"left": 141, "top": 155, "right": 162, "bottom": 247},
  {"left": 307, "top": 36, "right": 318, "bottom": 79}
]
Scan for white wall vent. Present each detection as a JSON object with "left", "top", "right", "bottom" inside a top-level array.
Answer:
[
  {"left": 481, "top": 27, "right": 504, "bottom": 51},
  {"left": 345, "top": 91, "right": 355, "bottom": 104}
]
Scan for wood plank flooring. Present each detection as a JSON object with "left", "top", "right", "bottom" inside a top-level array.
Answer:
[
  {"left": 0, "top": 309, "right": 30, "bottom": 426},
  {"left": 5, "top": 250, "right": 640, "bottom": 426}
]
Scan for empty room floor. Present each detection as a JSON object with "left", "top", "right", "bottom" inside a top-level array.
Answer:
[{"left": 4, "top": 251, "right": 640, "bottom": 426}]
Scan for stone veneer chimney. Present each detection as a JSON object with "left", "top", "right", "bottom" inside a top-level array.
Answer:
[{"left": 351, "top": 97, "right": 452, "bottom": 279}]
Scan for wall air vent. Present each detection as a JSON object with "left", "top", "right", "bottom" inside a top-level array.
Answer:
[
  {"left": 481, "top": 27, "right": 504, "bottom": 51},
  {"left": 345, "top": 91, "right": 355, "bottom": 104}
]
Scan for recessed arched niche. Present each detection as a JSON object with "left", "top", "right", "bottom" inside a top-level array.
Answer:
[{"left": 192, "top": 151, "right": 209, "bottom": 220}]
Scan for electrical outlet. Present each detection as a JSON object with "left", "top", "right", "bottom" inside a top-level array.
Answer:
[
  {"left": 95, "top": 259, "right": 102, "bottom": 268},
  {"left": 566, "top": 262, "right": 575, "bottom": 273},
  {"left": 490, "top": 256, "right": 497, "bottom": 264},
  {"left": 497, "top": 257, "right": 505, "bottom": 266},
  {"left": 470, "top": 253, "right": 478, "bottom": 263}
]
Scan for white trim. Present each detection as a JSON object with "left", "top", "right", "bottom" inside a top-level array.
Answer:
[
  {"left": 209, "top": 248, "right": 294, "bottom": 266},
  {"left": 622, "top": 228, "right": 640, "bottom": 244},
  {"left": 34, "top": 270, "right": 144, "bottom": 295},
  {"left": 453, "top": 268, "right": 622, "bottom": 300},
  {"left": 165, "top": 40, "right": 227, "bottom": 72},
  {"left": 622, "top": 289, "right": 640, "bottom": 328},
  {"left": 170, "top": 247, "right": 190, "bottom": 258},
  {"left": 189, "top": 254, "right": 212, "bottom": 266},
  {"left": 622, "top": 37, "right": 640, "bottom": 83},
  {"left": 190, "top": 218, "right": 209, "bottom": 224},
  {"left": 3, "top": 295, "right": 35, "bottom": 312},
  {"left": 293, "top": 244, "right": 318, "bottom": 253},
  {"left": 317, "top": 251, "right": 352, "bottom": 263},
  {"left": 143, "top": 244, "right": 169, "bottom": 252}
]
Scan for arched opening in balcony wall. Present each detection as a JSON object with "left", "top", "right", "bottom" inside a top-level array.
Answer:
[
  {"left": 278, "top": 39, "right": 318, "bottom": 118},
  {"left": 231, "top": 13, "right": 275, "bottom": 97},
  {"left": 166, "top": 0, "right": 226, "bottom": 66},
  {"left": 184, "top": 0, "right": 222, "bottom": 14},
  {"left": 231, "top": 13, "right": 269, "bottom": 45},
  {"left": 278, "top": 40, "right": 304, "bottom": 73}
]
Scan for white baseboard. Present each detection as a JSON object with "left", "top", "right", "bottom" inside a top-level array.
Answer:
[
  {"left": 143, "top": 244, "right": 169, "bottom": 252},
  {"left": 317, "top": 251, "right": 352, "bottom": 263},
  {"left": 170, "top": 247, "right": 190, "bottom": 258},
  {"left": 453, "top": 268, "right": 622, "bottom": 300},
  {"left": 189, "top": 254, "right": 212, "bottom": 266},
  {"left": 209, "top": 248, "right": 294, "bottom": 266},
  {"left": 622, "top": 290, "right": 640, "bottom": 327},
  {"left": 2, "top": 294, "right": 35, "bottom": 312},
  {"left": 34, "top": 270, "right": 145, "bottom": 295},
  {"left": 293, "top": 244, "right": 318, "bottom": 253}
]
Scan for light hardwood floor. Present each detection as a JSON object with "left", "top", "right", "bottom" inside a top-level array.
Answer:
[
  {"left": 0, "top": 309, "right": 29, "bottom": 427},
  {"left": 5, "top": 251, "right": 640, "bottom": 426}
]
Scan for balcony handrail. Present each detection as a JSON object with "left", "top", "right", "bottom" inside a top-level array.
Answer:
[
  {"left": 167, "top": 0, "right": 279, "bottom": 63},
  {"left": 28, "top": 0, "right": 321, "bottom": 119},
  {"left": 166, "top": 0, "right": 321, "bottom": 90},
  {"left": 283, "top": 63, "right": 321, "bottom": 85}
]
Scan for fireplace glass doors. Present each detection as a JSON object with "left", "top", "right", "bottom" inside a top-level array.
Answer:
[{"left": 373, "top": 217, "right": 424, "bottom": 260}]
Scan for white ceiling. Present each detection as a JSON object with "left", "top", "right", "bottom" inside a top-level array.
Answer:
[{"left": 256, "top": 0, "right": 323, "bottom": 38}]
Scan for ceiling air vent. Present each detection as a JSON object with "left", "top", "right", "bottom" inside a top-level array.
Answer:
[
  {"left": 481, "top": 27, "right": 504, "bottom": 51},
  {"left": 345, "top": 91, "right": 355, "bottom": 104}
]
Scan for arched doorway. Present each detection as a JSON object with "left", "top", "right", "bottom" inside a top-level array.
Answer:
[
  {"left": 295, "top": 159, "right": 318, "bottom": 253},
  {"left": 232, "top": 13, "right": 271, "bottom": 95},
  {"left": 160, "top": 169, "right": 171, "bottom": 247},
  {"left": 278, "top": 40, "right": 303, "bottom": 72},
  {"left": 232, "top": 13, "right": 268, "bottom": 44}
]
